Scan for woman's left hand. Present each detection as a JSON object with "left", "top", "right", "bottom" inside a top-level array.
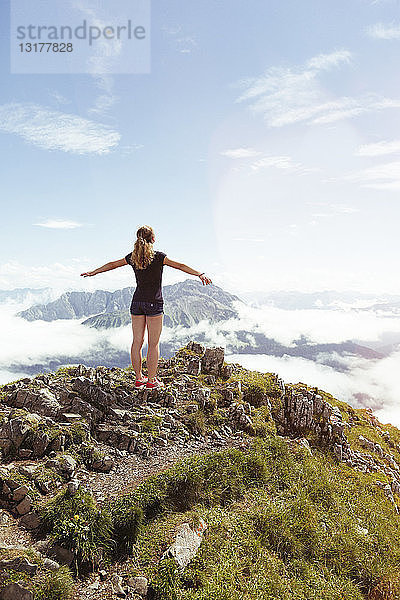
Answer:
[{"left": 199, "top": 274, "right": 212, "bottom": 285}]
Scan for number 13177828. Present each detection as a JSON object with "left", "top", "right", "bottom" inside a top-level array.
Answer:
[{"left": 19, "top": 42, "right": 73, "bottom": 52}]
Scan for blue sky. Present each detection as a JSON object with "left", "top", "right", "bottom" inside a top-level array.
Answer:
[{"left": 1, "top": 0, "right": 400, "bottom": 294}]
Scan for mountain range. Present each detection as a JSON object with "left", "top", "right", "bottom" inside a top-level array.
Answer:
[{"left": 10, "top": 280, "right": 385, "bottom": 375}]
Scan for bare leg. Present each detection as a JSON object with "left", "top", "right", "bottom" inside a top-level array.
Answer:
[
  {"left": 146, "top": 314, "right": 163, "bottom": 382},
  {"left": 131, "top": 315, "right": 146, "bottom": 379}
]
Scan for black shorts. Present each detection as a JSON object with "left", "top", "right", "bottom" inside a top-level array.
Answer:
[{"left": 130, "top": 300, "right": 164, "bottom": 316}]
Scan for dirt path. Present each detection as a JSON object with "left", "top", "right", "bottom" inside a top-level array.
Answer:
[
  {"left": 79, "top": 431, "right": 249, "bottom": 506},
  {"left": 74, "top": 431, "right": 250, "bottom": 600}
]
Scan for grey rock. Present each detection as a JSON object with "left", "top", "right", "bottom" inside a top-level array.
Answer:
[
  {"left": 0, "top": 418, "right": 30, "bottom": 451},
  {"left": 32, "top": 432, "right": 49, "bottom": 457},
  {"left": 17, "top": 465, "right": 36, "bottom": 479},
  {"left": 193, "top": 387, "right": 211, "bottom": 409},
  {"left": 187, "top": 358, "right": 201, "bottom": 376},
  {"left": 72, "top": 377, "right": 113, "bottom": 409},
  {"left": 67, "top": 479, "right": 80, "bottom": 495},
  {"left": 19, "top": 512, "right": 40, "bottom": 530},
  {"left": 161, "top": 517, "right": 207, "bottom": 569},
  {"left": 201, "top": 347, "right": 225, "bottom": 376},
  {"left": 154, "top": 437, "right": 168, "bottom": 448},
  {"left": 12, "top": 486, "right": 29, "bottom": 503},
  {"left": 220, "top": 364, "right": 233, "bottom": 379},
  {"left": 18, "top": 450, "right": 33, "bottom": 460},
  {"left": 60, "top": 413, "right": 83, "bottom": 423},
  {"left": 16, "top": 496, "right": 31, "bottom": 516},
  {"left": 0, "top": 557, "right": 38, "bottom": 576},
  {"left": 0, "top": 583, "right": 33, "bottom": 600},
  {"left": 92, "top": 456, "right": 114, "bottom": 473},
  {"left": 127, "top": 576, "right": 148, "bottom": 596},
  {"left": 58, "top": 455, "right": 77, "bottom": 477},
  {"left": 43, "top": 558, "right": 60, "bottom": 571},
  {"left": 333, "top": 443, "right": 343, "bottom": 461},
  {"left": 88, "top": 579, "right": 100, "bottom": 590},
  {"left": 70, "top": 397, "right": 102, "bottom": 422},
  {"left": 111, "top": 574, "right": 126, "bottom": 597},
  {"left": 109, "top": 408, "right": 127, "bottom": 420},
  {"left": 185, "top": 341, "right": 205, "bottom": 355},
  {"left": 359, "top": 435, "right": 375, "bottom": 453},
  {"left": 49, "top": 545, "right": 74, "bottom": 566}
]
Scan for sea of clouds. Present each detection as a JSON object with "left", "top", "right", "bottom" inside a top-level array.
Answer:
[{"left": 1, "top": 292, "right": 400, "bottom": 427}]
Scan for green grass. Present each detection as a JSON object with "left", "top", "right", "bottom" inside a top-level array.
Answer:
[
  {"left": 38, "top": 487, "right": 113, "bottom": 574},
  {"left": 107, "top": 436, "right": 400, "bottom": 600},
  {"left": 0, "top": 548, "right": 74, "bottom": 600}
]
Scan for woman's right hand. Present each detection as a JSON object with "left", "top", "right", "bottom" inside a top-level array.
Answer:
[
  {"left": 199, "top": 273, "right": 212, "bottom": 285},
  {"left": 80, "top": 271, "right": 97, "bottom": 277}
]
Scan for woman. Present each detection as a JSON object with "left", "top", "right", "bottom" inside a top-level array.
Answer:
[{"left": 81, "top": 225, "right": 212, "bottom": 390}]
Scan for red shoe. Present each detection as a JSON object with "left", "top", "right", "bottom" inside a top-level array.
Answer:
[
  {"left": 134, "top": 377, "right": 148, "bottom": 389},
  {"left": 146, "top": 377, "right": 165, "bottom": 390}
]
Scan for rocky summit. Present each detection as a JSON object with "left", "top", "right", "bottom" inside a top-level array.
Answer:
[{"left": 0, "top": 342, "right": 400, "bottom": 599}]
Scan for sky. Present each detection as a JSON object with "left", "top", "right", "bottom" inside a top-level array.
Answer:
[{"left": 1, "top": 0, "right": 400, "bottom": 295}]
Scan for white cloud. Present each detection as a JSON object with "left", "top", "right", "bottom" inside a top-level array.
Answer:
[
  {"left": 0, "top": 103, "right": 120, "bottom": 154},
  {"left": 249, "top": 154, "right": 316, "bottom": 174},
  {"left": 346, "top": 160, "right": 400, "bottom": 190},
  {"left": 74, "top": 3, "right": 120, "bottom": 115},
  {"left": 2, "top": 293, "right": 400, "bottom": 426},
  {"left": 162, "top": 24, "right": 198, "bottom": 54},
  {"left": 306, "top": 50, "right": 352, "bottom": 70},
  {"left": 232, "top": 237, "right": 264, "bottom": 243},
  {"left": 230, "top": 301, "right": 400, "bottom": 347},
  {"left": 367, "top": 22, "right": 400, "bottom": 39},
  {"left": 34, "top": 220, "right": 83, "bottom": 230},
  {"left": 236, "top": 50, "right": 400, "bottom": 127},
  {"left": 329, "top": 203, "right": 360, "bottom": 214},
  {"left": 221, "top": 148, "right": 262, "bottom": 158},
  {"left": 356, "top": 139, "right": 400, "bottom": 156}
]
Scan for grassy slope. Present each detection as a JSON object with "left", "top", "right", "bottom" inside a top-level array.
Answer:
[{"left": 2, "top": 353, "right": 400, "bottom": 599}]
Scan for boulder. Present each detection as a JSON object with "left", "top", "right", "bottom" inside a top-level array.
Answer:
[
  {"left": 220, "top": 364, "right": 233, "bottom": 380},
  {"left": 186, "top": 341, "right": 205, "bottom": 356},
  {"left": 127, "top": 576, "right": 148, "bottom": 596},
  {"left": 92, "top": 456, "right": 114, "bottom": 473},
  {"left": 42, "top": 558, "right": 60, "bottom": 571},
  {"left": 70, "top": 397, "right": 103, "bottom": 422},
  {"left": 57, "top": 455, "right": 77, "bottom": 478},
  {"left": 32, "top": 432, "right": 50, "bottom": 457},
  {"left": 19, "top": 512, "right": 40, "bottom": 530},
  {"left": 111, "top": 574, "right": 126, "bottom": 597},
  {"left": 67, "top": 479, "right": 80, "bottom": 496},
  {"left": 12, "top": 486, "right": 29, "bottom": 503},
  {"left": 0, "top": 418, "right": 30, "bottom": 453},
  {"left": 16, "top": 497, "right": 32, "bottom": 516},
  {"left": 161, "top": 517, "right": 207, "bottom": 569},
  {"left": 187, "top": 358, "right": 201, "bottom": 376},
  {"left": 72, "top": 377, "right": 113, "bottom": 409},
  {"left": 201, "top": 347, "right": 225, "bottom": 376},
  {"left": 48, "top": 545, "right": 74, "bottom": 566},
  {"left": 0, "top": 557, "right": 38, "bottom": 576},
  {"left": 0, "top": 583, "right": 33, "bottom": 600}
]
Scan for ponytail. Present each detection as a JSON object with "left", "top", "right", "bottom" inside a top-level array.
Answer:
[{"left": 130, "top": 225, "right": 155, "bottom": 269}]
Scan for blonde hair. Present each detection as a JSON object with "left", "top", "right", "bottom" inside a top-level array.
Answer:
[{"left": 131, "top": 225, "right": 155, "bottom": 269}]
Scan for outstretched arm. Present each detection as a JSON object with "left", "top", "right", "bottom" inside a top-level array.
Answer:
[
  {"left": 163, "top": 257, "right": 212, "bottom": 285},
  {"left": 81, "top": 257, "right": 127, "bottom": 277}
]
